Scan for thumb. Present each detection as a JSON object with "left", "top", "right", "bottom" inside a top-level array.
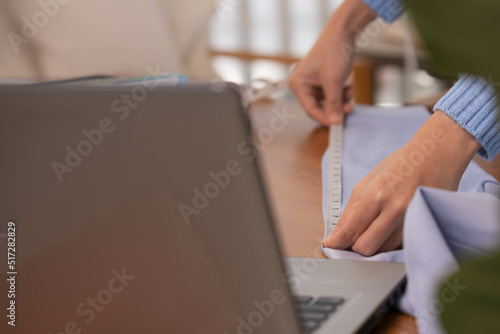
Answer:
[{"left": 323, "top": 82, "right": 344, "bottom": 124}]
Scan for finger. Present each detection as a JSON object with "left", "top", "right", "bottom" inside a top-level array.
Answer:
[
  {"left": 343, "top": 102, "right": 354, "bottom": 114},
  {"left": 378, "top": 225, "right": 403, "bottom": 253},
  {"left": 343, "top": 87, "right": 355, "bottom": 114},
  {"left": 327, "top": 181, "right": 367, "bottom": 236},
  {"left": 322, "top": 195, "right": 380, "bottom": 250},
  {"left": 292, "top": 82, "right": 328, "bottom": 125},
  {"left": 322, "top": 77, "right": 345, "bottom": 124},
  {"left": 351, "top": 208, "right": 404, "bottom": 256},
  {"left": 343, "top": 86, "right": 354, "bottom": 102}
]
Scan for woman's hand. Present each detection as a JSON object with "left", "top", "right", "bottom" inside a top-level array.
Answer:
[
  {"left": 322, "top": 111, "right": 481, "bottom": 256},
  {"left": 288, "top": 0, "right": 376, "bottom": 125}
]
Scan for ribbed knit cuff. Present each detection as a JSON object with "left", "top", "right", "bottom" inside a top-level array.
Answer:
[
  {"left": 434, "top": 75, "right": 500, "bottom": 161},
  {"left": 363, "top": 0, "right": 405, "bottom": 22}
]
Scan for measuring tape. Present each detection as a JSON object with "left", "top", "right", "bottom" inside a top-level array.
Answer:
[
  {"left": 243, "top": 77, "right": 344, "bottom": 239},
  {"left": 325, "top": 123, "right": 343, "bottom": 239}
]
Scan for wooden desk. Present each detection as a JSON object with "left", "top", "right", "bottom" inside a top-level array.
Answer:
[{"left": 249, "top": 99, "right": 418, "bottom": 334}]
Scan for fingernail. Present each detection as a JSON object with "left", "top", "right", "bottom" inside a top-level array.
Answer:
[
  {"left": 328, "top": 114, "right": 341, "bottom": 124},
  {"left": 321, "top": 240, "right": 326, "bottom": 248}
]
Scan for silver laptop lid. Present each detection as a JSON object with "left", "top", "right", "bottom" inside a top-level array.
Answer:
[{"left": 0, "top": 84, "right": 300, "bottom": 334}]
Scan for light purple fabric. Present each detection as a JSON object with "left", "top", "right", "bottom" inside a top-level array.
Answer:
[
  {"left": 321, "top": 105, "right": 500, "bottom": 334},
  {"left": 402, "top": 187, "right": 500, "bottom": 334}
]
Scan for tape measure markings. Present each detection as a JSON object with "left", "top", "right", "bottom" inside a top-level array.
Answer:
[{"left": 325, "top": 123, "right": 343, "bottom": 239}]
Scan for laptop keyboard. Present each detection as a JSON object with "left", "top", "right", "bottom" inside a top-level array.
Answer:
[{"left": 294, "top": 296, "right": 345, "bottom": 334}]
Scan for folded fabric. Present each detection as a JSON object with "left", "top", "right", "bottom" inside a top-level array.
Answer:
[
  {"left": 321, "top": 105, "right": 500, "bottom": 334},
  {"left": 402, "top": 187, "right": 500, "bottom": 334}
]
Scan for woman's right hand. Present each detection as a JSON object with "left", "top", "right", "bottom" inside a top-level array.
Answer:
[{"left": 288, "top": 0, "right": 376, "bottom": 125}]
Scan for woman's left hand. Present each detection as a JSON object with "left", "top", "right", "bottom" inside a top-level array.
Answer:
[{"left": 322, "top": 111, "right": 481, "bottom": 256}]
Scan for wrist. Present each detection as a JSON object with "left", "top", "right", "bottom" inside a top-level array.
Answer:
[
  {"left": 410, "top": 110, "right": 480, "bottom": 174},
  {"left": 431, "top": 110, "right": 480, "bottom": 158}
]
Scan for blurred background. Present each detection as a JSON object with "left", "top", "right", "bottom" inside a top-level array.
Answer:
[
  {"left": 209, "top": 0, "right": 448, "bottom": 106},
  {"left": 0, "top": 0, "right": 451, "bottom": 106}
]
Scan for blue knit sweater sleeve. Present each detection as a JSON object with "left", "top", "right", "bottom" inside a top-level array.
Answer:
[
  {"left": 434, "top": 75, "right": 500, "bottom": 161},
  {"left": 363, "top": 1, "right": 499, "bottom": 160},
  {"left": 363, "top": 0, "right": 405, "bottom": 22}
]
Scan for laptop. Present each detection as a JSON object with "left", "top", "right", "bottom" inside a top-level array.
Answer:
[{"left": 0, "top": 83, "right": 405, "bottom": 334}]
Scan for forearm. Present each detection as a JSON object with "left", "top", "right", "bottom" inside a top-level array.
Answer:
[{"left": 325, "top": 0, "right": 378, "bottom": 44}]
